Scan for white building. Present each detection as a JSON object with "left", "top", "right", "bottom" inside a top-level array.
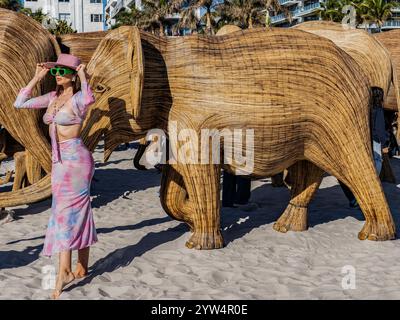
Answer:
[
  {"left": 270, "top": 0, "right": 400, "bottom": 30},
  {"left": 22, "top": 0, "right": 107, "bottom": 32},
  {"left": 105, "top": 0, "right": 139, "bottom": 28}
]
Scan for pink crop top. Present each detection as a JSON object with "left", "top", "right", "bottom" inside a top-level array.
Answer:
[{"left": 13, "top": 82, "right": 95, "bottom": 163}]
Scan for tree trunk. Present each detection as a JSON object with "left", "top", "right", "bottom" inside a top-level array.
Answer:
[
  {"left": 206, "top": 10, "right": 212, "bottom": 35},
  {"left": 159, "top": 22, "right": 164, "bottom": 36}
]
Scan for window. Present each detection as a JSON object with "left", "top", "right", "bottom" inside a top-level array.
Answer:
[
  {"left": 59, "top": 13, "right": 71, "bottom": 22},
  {"left": 90, "top": 14, "right": 103, "bottom": 22},
  {"left": 59, "top": 0, "right": 70, "bottom": 2},
  {"left": 25, "top": 0, "right": 38, "bottom": 2},
  {"left": 90, "top": 0, "right": 102, "bottom": 3}
]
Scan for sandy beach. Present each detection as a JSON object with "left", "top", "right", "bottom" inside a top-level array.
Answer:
[{"left": 1, "top": 140, "right": 400, "bottom": 300}]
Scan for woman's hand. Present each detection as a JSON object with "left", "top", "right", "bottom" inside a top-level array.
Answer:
[
  {"left": 34, "top": 63, "right": 49, "bottom": 81},
  {"left": 76, "top": 64, "right": 90, "bottom": 82}
]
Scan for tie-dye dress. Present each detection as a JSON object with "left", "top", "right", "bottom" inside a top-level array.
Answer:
[{"left": 14, "top": 82, "right": 98, "bottom": 257}]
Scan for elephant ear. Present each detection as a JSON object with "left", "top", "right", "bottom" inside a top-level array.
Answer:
[{"left": 126, "top": 26, "right": 144, "bottom": 120}]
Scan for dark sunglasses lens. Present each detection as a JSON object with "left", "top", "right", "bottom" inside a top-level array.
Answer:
[
  {"left": 50, "top": 68, "right": 57, "bottom": 76},
  {"left": 59, "top": 68, "right": 66, "bottom": 76}
]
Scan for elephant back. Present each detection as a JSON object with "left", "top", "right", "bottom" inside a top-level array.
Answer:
[
  {"left": 374, "top": 29, "right": 400, "bottom": 112},
  {"left": 164, "top": 27, "right": 371, "bottom": 117},
  {"left": 293, "top": 21, "right": 394, "bottom": 111},
  {"left": 216, "top": 25, "right": 242, "bottom": 36},
  {"left": 58, "top": 31, "right": 109, "bottom": 64}
]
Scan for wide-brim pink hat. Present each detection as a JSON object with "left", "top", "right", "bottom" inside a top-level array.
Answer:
[{"left": 43, "top": 53, "right": 81, "bottom": 70}]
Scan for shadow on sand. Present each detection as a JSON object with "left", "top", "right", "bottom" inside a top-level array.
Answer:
[
  {"left": 64, "top": 223, "right": 188, "bottom": 292},
  {"left": 2, "top": 158, "right": 399, "bottom": 285}
]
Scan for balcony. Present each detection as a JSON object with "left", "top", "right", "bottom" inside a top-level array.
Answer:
[
  {"left": 110, "top": 0, "right": 124, "bottom": 18},
  {"left": 392, "top": 6, "right": 400, "bottom": 12},
  {"left": 106, "top": 0, "right": 117, "bottom": 8},
  {"left": 294, "top": 2, "right": 322, "bottom": 17},
  {"left": 382, "top": 20, "right": 400, "bottom": 29},
  {"left": 270, "top": 10, "right": 299, "bottom": 24},
  {"left": 279, "top": 0, "right": 301, "bottom": 6},
  {"left": 270, "top": 13, "right": 288, "bottom": 23},
  {"left": 115, "top": 0, "right": 123, "bottom": 11}
]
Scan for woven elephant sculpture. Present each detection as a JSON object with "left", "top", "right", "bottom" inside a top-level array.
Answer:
[
  {"left": 374, "top": 29, "right": 400, "bottom": 140},
  {"left": 82, "top": 26, "right": 396, "bottom": 249},
  {"left": 293, "top": 21, "right": 400, "bottom": 112},
  {"left": 0, "top": 8, "right": 61, "bottom": 207}
]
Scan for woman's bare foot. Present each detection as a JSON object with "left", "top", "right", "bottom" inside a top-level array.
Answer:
[
  {"left": 51, "top": 271, "right": 75, "bottom": 299},
  {"left": 72, "top": 263, "right": 88, "bottom": 279}
]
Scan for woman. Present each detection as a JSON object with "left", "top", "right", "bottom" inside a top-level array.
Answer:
[{"left": 14, "top": 53, "right": 97, "bottom": 299}]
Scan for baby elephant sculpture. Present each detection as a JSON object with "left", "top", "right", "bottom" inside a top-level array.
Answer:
[{"left": 83, "top": 26, "right": 396, "bottom": 249}]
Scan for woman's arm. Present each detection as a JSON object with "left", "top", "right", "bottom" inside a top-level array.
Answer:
[
  {"left": 72, "top": 81, "right": 95, "bottom": 118},
  {"left": 72, "top": 64, "right": 95, "bottom": 118},
  {"left": 14, "top": 63, "right": 53, "bottom": 109},
  {"left": 14, "top": 87, "right": 54, "bottom": 109}
]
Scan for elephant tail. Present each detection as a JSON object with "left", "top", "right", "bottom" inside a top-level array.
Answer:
[{"left": 0, "top": 174, "right": 51, "bottom": 208}]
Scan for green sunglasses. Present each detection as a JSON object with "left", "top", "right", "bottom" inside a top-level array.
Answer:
[{"left": 50, "top": 67, "right": 76, "bottom": 77}]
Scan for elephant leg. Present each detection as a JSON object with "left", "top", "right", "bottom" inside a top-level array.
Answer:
[
  {"left": 0, "top": 152, "right": 12, "bottom": 185},
  {"left": 12, "top": 151, "right": 27, "bottom": 191},
  {"left": 26, "top": 150, "right": 43, "bottom": 185},
  {"left": 309, "top": 145, "right": 396, "bottom": 241},
  {"left": 160, "top": 164, "right": 194, "bottom": 230},
  {"left": 181, "top": 164, "right": 224, "bottom": 250},
  {"left": 273, "top": 160, "right": 323, "bottom": 233}
]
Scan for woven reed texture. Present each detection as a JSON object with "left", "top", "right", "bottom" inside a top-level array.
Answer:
[
  {"left": 82, "top": 26, "right": 395, "bottom": 249},
  {"left": 0, "top": 8, "right": 60, "bottom": 207},
  {"left": 374, "top": 30, "right": 400, "bottom": 113},
  {"left": 58, "top": 31, "right": 108, "bottom": 64},
  {"left": 216, "top": 25, "right": 242, "bottom": 36},
  {"left": 293, "top": 21, "right": 399, "bottom": 112},
  {"left": 273, "top": 160, "right": 324, "bottom": 232}
]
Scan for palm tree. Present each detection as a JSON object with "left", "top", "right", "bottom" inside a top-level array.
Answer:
[
  {"left": 320, "top": 0, "right": 344, "bottom": 21},
  {"left": 177, "top": 0, "right": 220, "bottom": 35},
  {"left": 49, "top": 19, "right": 76, "bottom": 36},
  {"left": 175, "top": 4, "right": 202, "bottom": 34},
  {"left": 20, "top": 8, "right": 49, "bottom": 24},
  {"left": 215, "top": 0, "right": 267, "bottom": 29},
  {"left": 360, "top": 0, "right": 396, "bottom": 31},
  {"left": 140, "top": 0, "right": 179, "bottom": 35},
  {"left": 113, "top": 4, "right": 146, "bottom": 29},
  {"left": 0, "top": 0, "right": 20, "bottom": 11}
]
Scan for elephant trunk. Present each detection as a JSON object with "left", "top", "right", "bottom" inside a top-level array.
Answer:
[{"left": 0, "top": 175, "right": 51, "bottom": 207}]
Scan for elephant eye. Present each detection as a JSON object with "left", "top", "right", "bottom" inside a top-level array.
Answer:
[{"left": 94, "top": 83, "right": 108, "bottom": 93}]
